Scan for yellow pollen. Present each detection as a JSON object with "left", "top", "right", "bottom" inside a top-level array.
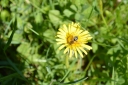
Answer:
[
  {"left": 67, "top": 35, "right": 73, "bottom": 44},
  {"left": 67, "top": 34, "right": 78, "bottom": 45}
]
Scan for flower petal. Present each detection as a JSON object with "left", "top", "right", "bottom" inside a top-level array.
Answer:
[
  {"left": 79, "top": 47, "right": 87, "bottom": 55},
  {"left": 69, "top": 49, "right": 73, "bottom": 58},
  {"left": 56, "top": 39, "right": 66, "bottom": 43},
  {"left": 76, "top": 47, "right": 83, "bottom": 58},
  {"left": 57, "top": 34, "right": 65, "bottom": 39},
  {"left": 72, "top": 46, "right": 78, "bottom": 58},
  {"left": 62, "top": 24, "right": 68, "bottom": 32},
  {"left": 59, "top": 45, "right": 66, "bottom": 50},
  {"left": 57, "top": 41, "right": 65, "bottom": 45},
  {"left": 82, "top": 44, "right": 92, "bottom": 50},
  {"left": 64, "top": 47, "right": 69, "bottom": 54}
]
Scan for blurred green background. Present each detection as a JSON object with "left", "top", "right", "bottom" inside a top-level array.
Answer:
[{"left": 0, "top": 0, "right": 128, "bottom": 85}]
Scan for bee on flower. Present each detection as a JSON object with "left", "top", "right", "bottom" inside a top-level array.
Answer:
[{"left": 56, "top": 22, "right": 92, "bottom": 58}]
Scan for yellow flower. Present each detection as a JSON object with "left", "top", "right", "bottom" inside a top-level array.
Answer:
[{"left": 56, "top": 22, "right": 92, "bottom": 58}]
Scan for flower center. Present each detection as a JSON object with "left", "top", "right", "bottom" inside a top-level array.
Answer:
[{"left": 67, "top": 34, "right": 78, "bottom": 45}]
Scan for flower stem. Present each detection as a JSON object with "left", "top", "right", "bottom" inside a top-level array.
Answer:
[
  {"left": 99, "top": 0, "right": 108, "bottom": 28},
  {"left": 84, "top": 55, "right": 96, "bottom": 75},
  {"left": 65, "top": 54, "right": 69, "bottom": 68}
]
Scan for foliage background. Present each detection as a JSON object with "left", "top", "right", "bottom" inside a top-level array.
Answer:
[{"left": 0, "top": 0, "right": 128, "bottom": 85}]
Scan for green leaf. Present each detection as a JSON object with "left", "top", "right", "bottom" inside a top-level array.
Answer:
[
  {"left": 49, "top": 10, "right": 62, "bottom": 27},
  {"left": 8, "top": 30, "right": 23, "bottom": 44},
  {"left": 70, "top": 5, "right": 77, "bottom": 12},
  {"left": 17, "top": 42, "right": 30, "bottom": 57},
  {"left": 0, "top": 73, "right": 19, "bottom": 82},
  {"left": 82, "top": 6, "right": 93, "bottom": 18},
  {"left": 75, "top": 13, "right": 81, "bottom": 20},
  {"left": 35, "top": 12, "right": 43, "bottom": 23},
  {"left": 43, "top": 29, "right": 56, "bottom": 43},
  {"left": 4, "top": 19, "right": 16, "bottom": 51},
  {"left": 63, "top": 9, "right": 73, "bottom": 17},
  {"left": 5, "top": 57, "right": 27, "bottom": 81},
  {"left": 16, "top": 15, "right": 24, "bottom": 29},
  {"left": 92, "top": 43, "right": 98, "bottom": 53},
  {"left": 64, "top": 76, "right": 88, "bottom": 84},
  {"left": 107, "top": 48, "right": 114, "bottom": 55}
]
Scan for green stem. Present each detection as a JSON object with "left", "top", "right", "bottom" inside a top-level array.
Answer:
[
  {"left": 84, "top": 55, "right": 96, "bottom": 75},
  {"left": 111, "top": 65, "right": 115, "bottom": 85},
  {"left": 99, "top": 0, "right": 108, "bottom": 28},
  {"left": 65, "top": 54, "right": 69, "bottom": 68},
  {"left": 29, "top": 1, "right": 45, "bottom": 13}
]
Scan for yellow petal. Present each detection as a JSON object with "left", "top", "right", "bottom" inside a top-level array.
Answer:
[
  {"left": 71, "top": 26, "right": 77, "bottom": 32},
  {"left": 87, "top": 37, "right": 92, "bottom": 40},
  {"left": 57, "top": 32, "right": 66, "bottom": 36},
  {"left": 64, "top": 47, "right": 69, "bottom": 54},
  {"left": 68, "top": 24, "right": 71, "bottom": 33},
  {"left": 62, "top": 24, "right": 68, "bottom": 32},
  {"left": 59, "top": 45, "right": 66, "bottom": 50},
  {"left": 82, "top": 44, "right": 92, "bottom": 50},
  {"left": 74, "top": 50, "right": 78, "bottom": 58},
  {"left": 69, "top": 49, "right": 73, "bottom": 58},
  {"left": 79, "top": 47, "right": 87, "bottom": 55},
  {"left": 57, "top": 41, "right": 65, "bottom": 45},
  {"left": 72, "top": 46, "right": 77, "bottom": 58},
  {"left": 56, "top": 39, "right": 66, "bottom": 42},
  {"left": 76, "top": 47, "right": 83, "bottom": 58},
  {"left": 57, "top": 35, "right": 65, "bottom": 39},
  {"left": 79, "top": 31, "right": 89, "bottom": 36},
  {"left": 76, "top": 29, "right": 83, "bottom": 34},
  {"left": 58, "top": 28, "right": 63, "bottom": 32}
]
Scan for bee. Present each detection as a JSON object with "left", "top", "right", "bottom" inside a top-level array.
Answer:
[{"left": 69, "top": 36, "right": 78, "bottom": 44}]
